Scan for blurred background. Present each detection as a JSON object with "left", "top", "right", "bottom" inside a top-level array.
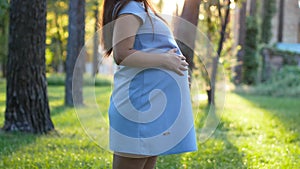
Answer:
[
  {"left": 0, "top": 0, "right": 299, "bottom": 168},
  {"left": 1, "top": 0, "right": 299, "bottom": 97}
]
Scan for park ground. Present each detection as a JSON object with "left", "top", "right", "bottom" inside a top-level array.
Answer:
[{"left": 0, "top": 78, "right": 299, "bottom": 169}]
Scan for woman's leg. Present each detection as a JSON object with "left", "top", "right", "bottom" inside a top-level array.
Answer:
[
  {"left": 143, "top": 156, "right": 158, "bottom": 169},
  {"left": 112, "top": 154, "right": 158, "bottom": 169},
  {"left": 113, "top": 154, "right": 147, "bottom": 169}
]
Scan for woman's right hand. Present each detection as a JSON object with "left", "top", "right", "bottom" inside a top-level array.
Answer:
[{"left": 163, "top": 48, "right": 189, "bottom": 76}]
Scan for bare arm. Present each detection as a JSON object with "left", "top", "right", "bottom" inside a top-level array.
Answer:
[{"left": 113, "top": 14, "right": 188, "bottom": 76}]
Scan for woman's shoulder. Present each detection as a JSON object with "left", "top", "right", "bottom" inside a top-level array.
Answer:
[
  {"left": 121, "top": 1, "right": 145, "bottom": 13},
  {"left": 117, "top": 1, "right": 147, "bottom": 23}
]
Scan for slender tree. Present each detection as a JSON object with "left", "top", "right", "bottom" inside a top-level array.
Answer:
[
  {"left": 249, "top": 0, "right": 256, "bottom": 16},
  {"left": 210, "top": 0, "right": 231, "bottom": 105},
  {"left": 3, "top": 0, "right": 54, "bottom": 133},
  {"left": 277, "top": 0, "right": 284, "bottom": 42},
  {"left": 65, "top": 0, "right": 85, "bottom": 106},
  {"left": 92, "top": 1, "right": 100, "bottom": 77}
]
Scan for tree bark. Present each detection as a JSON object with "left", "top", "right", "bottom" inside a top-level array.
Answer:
[
  {"left": 249, "top": 0, "right": 256, "bottom": 16},
  {"left": 92, "top": 1, "right": 100, "bottom": 77},
  {"left": 3, "top": 0, "right": 54, "bottom": 133},
  {"left": 175, "top": 0, "right": 201, "bottom": 70},
  {"left": 234, "top": 1, "right": 247, "bottom": 84},
  {"left": 65, "top": 0, "right": 85, "bottom": 106}
]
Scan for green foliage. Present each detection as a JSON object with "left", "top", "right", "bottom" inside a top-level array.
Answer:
[
  {"left": 237, "top": 66, "right": 300, "bottom": 97},
  {"left": 46, "top": 0, "right": 69, "bottom": 72},
  {"left": 252, "top": 66, "right": 300, "bottom": 97},
  {"left": 259, "top": 46, "right": 300, "bottom": 82},
  {"left": 47, "top": 73, "right": 111, "bottom": 86},
  {"left": 243, "top": 16, "right": 259, "bottom": 85},
  {"left": 263, "top": 46, "right": 300, "bottom": 65},
  {"left": 46, "top": 0, "right": 103, "bottom": 72},
  {"left": 195, "top": 0, "right": 237, "bottom": 84},
  {"left": 0, "top": 0, "right": 9, "bottom": 18},
  {"left": 260, "top": 0, "right": 276, "bottom": 44},
  {"left": 84, "top": 0, "right": 103, "bottom": 63},
  {"left": 200, "top": 0, "right": 223, "bottom": 50}
]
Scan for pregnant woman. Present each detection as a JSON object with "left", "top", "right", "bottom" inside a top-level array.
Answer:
[{"left": 101, "top": 0, "right": 197, "bottom": 168}]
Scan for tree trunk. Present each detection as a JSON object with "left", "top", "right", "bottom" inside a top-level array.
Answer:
[
  {"left": 65, "top": 0, "right": 85, "bottom": 106},
  {"left": 3, "top": 0, "right": 54, "bottom": 133},
  {"left": 249, "top": 0, "right": 256, "bottom": 16},
  {"left": 234, "top": 1, "right": 247, "bottom": 84},
  {"left": 175, "top": 0, "right": 201, "bottom": 70},
  {"left": 205, "top": 2, "right": 213, "bottom": 104},
  {"left": 277, "top": 0, "right": 284, "bottom": 42},
  {"left": 210, "top": 0, "right": 231, "bottom": 105},
  {"left": 92, "top": 1, "right": 100, "bottom": 77}
]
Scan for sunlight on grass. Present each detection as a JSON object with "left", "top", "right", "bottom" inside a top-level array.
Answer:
[
  {"left": 221, "top": 94, "right": 300, "bottom": 168},
  {"left": 0, "top": 81, "right": 299, "bottom": 168},
  {"left": 0, "top": 84, "right": 113, "bottom": 169}
]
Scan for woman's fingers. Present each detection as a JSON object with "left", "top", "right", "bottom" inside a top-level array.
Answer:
[
  {"left": 168, "top": 48, "right": 178, "bottom": 54},
  {"left": 182, "top": 60, "right": 189, "bottom": 66},
  {"left": 177, "top": 60, "right": 188, "bottom": 75},
  {"left": 179, "top": 55, "right": 186, "bottom": 60},
  {"left": 175, "top": 56, "right": 189, "bottom": 75},
  {"left": 179, "top": 65, "right": 188, "bottom": 71},
  {"left": 175, "top": 69, "right": 184, "bottom": 76},
  {"left": 165, "top": 51, "right": 189, "bottom": 76}
]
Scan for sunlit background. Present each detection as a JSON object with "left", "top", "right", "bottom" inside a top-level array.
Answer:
[
  {"left": 152, "top": 0, "right": 185, "bottom": 15},
  {"left": 153, "top": 0, "right": 236, "bottom": 16}
]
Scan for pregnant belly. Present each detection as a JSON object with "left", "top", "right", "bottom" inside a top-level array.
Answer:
[{"left": 111, "top": 67, "right": 189, "bottom": 123}]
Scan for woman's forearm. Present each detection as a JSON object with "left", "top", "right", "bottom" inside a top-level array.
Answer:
[
  {"left": 114, "top": 48, "right": 188, "bottom": 76},
  {"left": 116, "top": 49, "right": 168, "bottom": 68}
]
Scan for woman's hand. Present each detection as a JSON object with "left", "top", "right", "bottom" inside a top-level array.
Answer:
[{"left": 163, "top": 48, "right": 189, "bottom": 76}]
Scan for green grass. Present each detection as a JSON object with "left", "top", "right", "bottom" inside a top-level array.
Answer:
[
  {"left": 0, "top": 79, "right": 299, "bottom": 168},
  {"left": 46, "top": 73, "right": 112, "bottom": 86}
]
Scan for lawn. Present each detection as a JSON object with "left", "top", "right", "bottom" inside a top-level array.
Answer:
[{"left": 0, "top": 79, "right": 299, "bottom": 169}]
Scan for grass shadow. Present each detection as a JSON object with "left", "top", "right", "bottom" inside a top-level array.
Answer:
[
  {"left": 0, "top": 81, "right": 38, "bottom": 158},
  {"left": 0, "top": 130, "right": 37, "bottom": 157},
  {"left": 185, "top": 123, "right": 247, "bottom": 169},
  {"left": 236, "top": 93, "right": 300, "bottom": 141},
  {"left": 156, "top": 103, "right": 247, "bottom": 168},
  {"left": 50, "top": 104, "right": 71, "bottom": 117}
]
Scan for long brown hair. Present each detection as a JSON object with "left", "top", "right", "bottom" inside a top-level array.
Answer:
[{"left": 101, "top": 0, "right": 164, "bottom": 57}]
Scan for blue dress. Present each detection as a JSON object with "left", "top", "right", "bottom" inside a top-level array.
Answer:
[{"left": 109, "top": 1, "right": 197, "bottom": 156}]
